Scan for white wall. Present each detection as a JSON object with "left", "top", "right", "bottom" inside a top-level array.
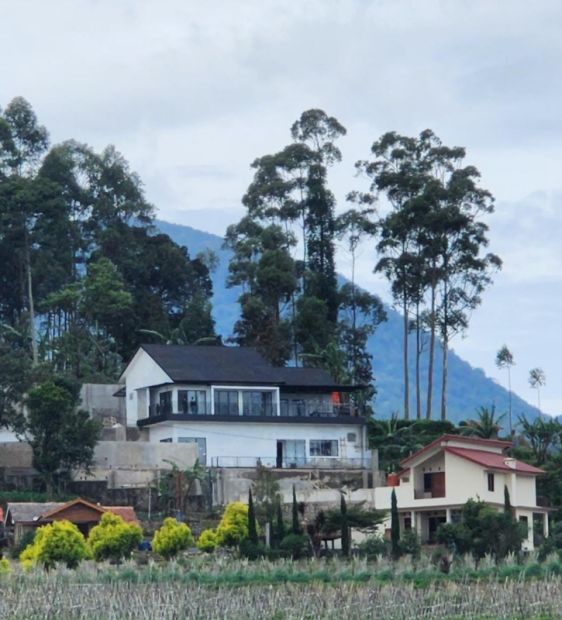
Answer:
[
  {"left": 121, "top": 349, "right": 173, "bottom": 426},
  {"left": 147, "top": 420, "right": 368, "bottom": 466}
]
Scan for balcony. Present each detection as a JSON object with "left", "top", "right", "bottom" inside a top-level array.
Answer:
[
  {"left": 209, "top": 455, "right": 372, "bottom": 469},
  {"left": 414, "top": 488, "right": 446, "bottom": 500}
]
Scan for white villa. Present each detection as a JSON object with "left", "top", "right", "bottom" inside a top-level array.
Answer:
[
  {"left": 118, "top": 344, "right": 370, "bottom": 469},
  {"left": 374, "top": 434, "right": 548, "bottom": 550}
]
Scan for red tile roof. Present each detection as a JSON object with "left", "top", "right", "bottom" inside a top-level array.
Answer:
[
  {"left": 400, "top": 434, "right": 512, "bottom": 467},
  {"left": 445, "top": 447, "right": 544, "bottom": 475},
  {"left": 103, "top": 506, "right": 139, "bottom": 524}
]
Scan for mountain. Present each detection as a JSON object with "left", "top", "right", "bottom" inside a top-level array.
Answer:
[{"left": 156, "top": 219, "right": 541, "bottom": 424}]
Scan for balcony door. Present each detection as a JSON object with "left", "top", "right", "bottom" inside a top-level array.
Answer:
[{"left": 276, "top": 440, "right": 306, "bottom": 468}]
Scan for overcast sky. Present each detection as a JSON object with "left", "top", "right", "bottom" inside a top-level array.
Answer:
[{"left": 2, "top": 0, "right": 562, "bottom": 414}]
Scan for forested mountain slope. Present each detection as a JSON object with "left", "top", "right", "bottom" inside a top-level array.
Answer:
[{"left": 157, "top": 219, "right": 541, "bottom": 424}]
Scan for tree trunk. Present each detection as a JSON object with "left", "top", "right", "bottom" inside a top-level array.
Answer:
[
  {"left": 440, "top": 333, "right": 448, "bottom": 421},
  {"left": 426, "top": 279, "right": 436, "bottom": 420},
  {"left": 24, "top": 227, "right": 38, "bottom": 366},
  {"left": 415, "top": 300, "right": 421, "bottom": 420},
  {"left": 402, "top": 290, "right": 410, "bottom": 420}
]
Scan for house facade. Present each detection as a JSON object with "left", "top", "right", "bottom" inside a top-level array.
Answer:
[
  {"left": 119, "top": 345, "right": 370, "bottom": 469},
  {"left": 374, "top": 434, "right": 548, "bottom": 550}
]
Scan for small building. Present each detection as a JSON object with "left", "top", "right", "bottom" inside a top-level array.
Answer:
[
  {"left": 4, "top": 498, "right": 139, "bottom": 544},
  {"left": 119, "top": 344, "right": 370, "bottom": 470},
  {"left": 374, "top": 434, "right": 548, "bottom": 550}
]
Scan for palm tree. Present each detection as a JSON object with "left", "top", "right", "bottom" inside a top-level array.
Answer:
[
  {"left": 529, "top": 368, "right": 546, "bottom": 417},
  {"left": 460, "top": 405, "right": 506, "bottom": 439},
  {"left": 496, "top": 346, "right": 515, "bottom": 434}
]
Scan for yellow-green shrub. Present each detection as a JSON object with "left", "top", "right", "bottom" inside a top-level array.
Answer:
[
  {"left": 196, "top": 528, "right": 219, "bottom": 553},
  {"left": 216, "top": 501, "right": 248, "bottom": 547},
  {"left": 0, "top": 557, "right": 11, "bottom": 575},
  {"left": 19, "top": 520, "right": 90, "bottom": 569},
  {"left": 88, "top": 512, "right": 143, "bottom": 562},
  {"left": 152, "top": 517, "right": 194, "bottom": 559}
]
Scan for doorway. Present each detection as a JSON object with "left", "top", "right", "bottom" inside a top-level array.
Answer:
[{"left": 276, "top": 440, "right": 306, "bottom": 468}]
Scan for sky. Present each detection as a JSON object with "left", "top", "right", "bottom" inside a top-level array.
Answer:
[{"left": 2, "top": 0, "right": 562, "bottom": 413}]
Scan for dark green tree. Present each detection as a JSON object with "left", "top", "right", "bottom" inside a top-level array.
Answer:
[
  {"left": 390, "top": 489, "right": 400, "bottom": 559},
  {"left": 340, "top": 493, "right": 350, "bottom": 557},
  {"left": 25, "top": 380, "right": 101, "bottom": 494},
  {"left": 247, "top": 488, "right": 258, "bottom": 545},
  {"left": 459, "top": 405, "right": 505, "bottom": 439},
  {"left": 292, "top": 485, "right": 300, "bottom": 535}
]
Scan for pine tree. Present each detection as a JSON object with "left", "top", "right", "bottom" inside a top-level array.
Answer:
[
  {"left": 292, "top": 485, "right": 300, "bottom": 535},
  {"left": 390, "top": 489, "right": 400, "bottom": 560},
  {"left": 340, "top": 493, "right": 350, "bottom": 558},
  {"left": 248, "top": 488, "right": 258, "bottom": 545}
]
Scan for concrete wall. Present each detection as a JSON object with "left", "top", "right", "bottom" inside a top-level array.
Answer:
[{"left": 80, "top": 384, "right": 125, "bottom": 424}]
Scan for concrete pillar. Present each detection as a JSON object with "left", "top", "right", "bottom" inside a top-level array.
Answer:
[
  {"left": 544, "top": 513, "right": 549, "bottom": 538},
  {"left": 446, "top": 508, "right": 451, "bottom": 523}
]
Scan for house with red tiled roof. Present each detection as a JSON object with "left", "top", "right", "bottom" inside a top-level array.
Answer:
[
  {"left": 374, "top": 434, "right": 548, "bottom": 550},
  {"left": 4, "top": 498, "right": 139, "bottom": 544}
]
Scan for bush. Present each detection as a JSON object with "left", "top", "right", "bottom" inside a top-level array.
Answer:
[
  {"left": 239, "top": 538, "right": 265, "bottom": 560},
  {"left": 88, "top": 512, "right": 143, "bottom": 562},
  {"left": 216, "top": 502, "right": 249, "bottom": 547},
  {"left": 10, "top": 530, "right": 35, "bottom": 559},
  {"left": 0, "top": 557, "right": 10, "bottom": 575},
  {"left": 279, "top": 533, "right": 311, "bottom": 559},
  {"left": 20, "top": 520, "right": 90, "bottom": 569},
  {"left": 358, "top": 535, "right": 388, "bottom": 560},
  {"left": 399, "top": 529, "right": 421, "bottom": 560},
  {"left": 152, "top": 518, "right": 194, "bottom": 559},
  {"left": 196, "top": 529, "right": 218, "bottom": 553}
]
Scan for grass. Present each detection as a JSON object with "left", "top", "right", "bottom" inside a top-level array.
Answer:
[{"left": 2, "top": 554, "right": 562, "bottom": 618}]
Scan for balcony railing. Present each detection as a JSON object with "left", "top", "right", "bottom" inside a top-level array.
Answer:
[
  {"left": 414, "top": 489, "right": 446, "bottom": 500},
  {"left": 209, "top": 455, "right": 372, "bottom": 469},
  {"left": 148, "top": 403, "right": 359, "bottom": 418}
]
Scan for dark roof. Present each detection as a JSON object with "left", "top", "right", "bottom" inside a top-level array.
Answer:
[
  {"left": 139, "top": 344, "right": 349, "bottom": 389},
  {"left": 5, "top": 502, "right": 65, "bottom": 524}
]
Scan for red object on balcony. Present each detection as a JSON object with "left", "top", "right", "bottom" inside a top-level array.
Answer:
[
  {"left": 387, "top": 473, "right": 400, "bottom": 487},
  {"left": 331, "top": 391, "right": 341, "bottom": 405}
]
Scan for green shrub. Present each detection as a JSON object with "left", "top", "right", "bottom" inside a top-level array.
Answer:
[
  {"left": 20, "top": 520, "right": 90, "bottom": 569},
  {"left": 399, "top": 529, "right": 421, "bottom": 560},
  {"left": 196, "top": 529, "right": 218, "bottom": 553},
  {"left": 216, "top": 502, "right": 249, "bottom": 547},
  {"left": 9, "top": 530, "right": 35, "bottom": 559},
  {"left": 239, "top": 538, "right": 265, "bottom": 560},
  {"left": 279, "top": 533, "right": 311, "bottom": 559},
  {"left": 358, "top": 535, "right": 388, "bottom": 560},
  {"left": 152, "top": 518, "right": 194, "bottom": 559},
  {"left": 0, "top": 557, "right": 10, "bottom": 575},
  {"left": 88, "top": 512, "right": 143, "bottom": 562}
]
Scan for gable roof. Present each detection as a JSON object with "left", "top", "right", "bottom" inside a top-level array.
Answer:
[
  {"left": 40, "top": 498, "right": 105, "bottom": 520},
  {"left": 5, "top": 502, "right": 64, "bottom": 524},
  {"left": 445, "top": 447, "right": 545, "bottom": 475},
  {"left": 400, "top": 434, "right": 512, "bottom": 467},
  {"left": 138, "top": 344, "right": 345, "bottom": 388}
]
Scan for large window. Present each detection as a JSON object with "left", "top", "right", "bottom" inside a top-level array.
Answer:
[
  {"left": 487, "top": 473, "right": 495, "bottom": 492},
  {"left": 309, "top": 440, "right": 339, "bottom": 457},
  {"left": 214, "top": 390, "right": 239, "bottom": 416},
  {"left": 242, "top": 391, "right": 274, "bottom": 416},
  {"left": 158, "top": 391, "right": 172, "bottom": 414},
  {"left": 178, "top": 390, "right": 207, "bottom": 414}
]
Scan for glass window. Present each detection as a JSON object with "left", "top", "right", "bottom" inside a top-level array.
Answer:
[
  {"left": 280, "top": 399, "right": 289, "bottom": 416},
  {"left": 158, "top": 391, "right": 172, "bottom": 414},
  {"left": 159, "top": 438, "right": 173, "bottom": 443},
  {"left": 424, "top": 473, "right": 432, "bottom": 492},
  {"left": 214, "top": 390, "right": 239, "bottom": 416},
  {"left": 242, "top": 391, "right": 273, "bottom": 416},
  {"left": 309, "top": 440, "right": 339, "bottom": 457},
  {"left": 178, "top": 390, "right": 207, "bottom": 414},
  {"left": 487, "top": 473, "right": 495, "bottom": 492}
]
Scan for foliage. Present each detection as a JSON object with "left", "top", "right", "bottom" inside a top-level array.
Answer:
[
  {"left": 357, "top": 535, "right": 388, "bottom": 560},
  {"left": 25, "top": 380, "right": 101, "bottom": 492},
  {"left": 436, "top": 498, "right": 525, "bottom": 562},
  {"left": 216, "top": 502, "right": 249, "bottom": 547},
  {"left": 0, "top": 557, "right": 10, "bottom": 575},
  {"left": 390, "top": 489, "right": 400, "bottom": 559},
  {"left": 196, "top": 529, "right": 219, "bottom": 553},
  {"left": 459, "top": 405, "right": 506, "bottom": 439},
  {"left": 87, "top": 512, "right": 142, "bottom": 562},
  {"left": 20, "top": 520, "right": 90, "bottom": 569},
  {"left": 279, "top": 533, "right": 311, "bottom": 559},
  {"left": 152, "top": 518, "right": 194, "bottom": 559},
  {"left": 291, "top": 486, "right": 300, "bottom": 535},
  {"left": 398, "top": 529, "right": 421, "bottom": 560},
  {"left": 340, "top": 494, "right": 350, "bottom": 557},
  {"left": 247, "top": 488, "right": 258, "bottom": 545}
]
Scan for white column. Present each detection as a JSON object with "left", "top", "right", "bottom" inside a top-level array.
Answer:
[
  {"left": 446, "top": 508, "right": 451, "bottom": 523},
  {"left": 544, "top": 513, "right": 549, "bottom": 538}
]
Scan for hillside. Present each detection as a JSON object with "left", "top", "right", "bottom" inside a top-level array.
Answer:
[{"left": 156, "top": 219, "right": 541, "bottom": 424}]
